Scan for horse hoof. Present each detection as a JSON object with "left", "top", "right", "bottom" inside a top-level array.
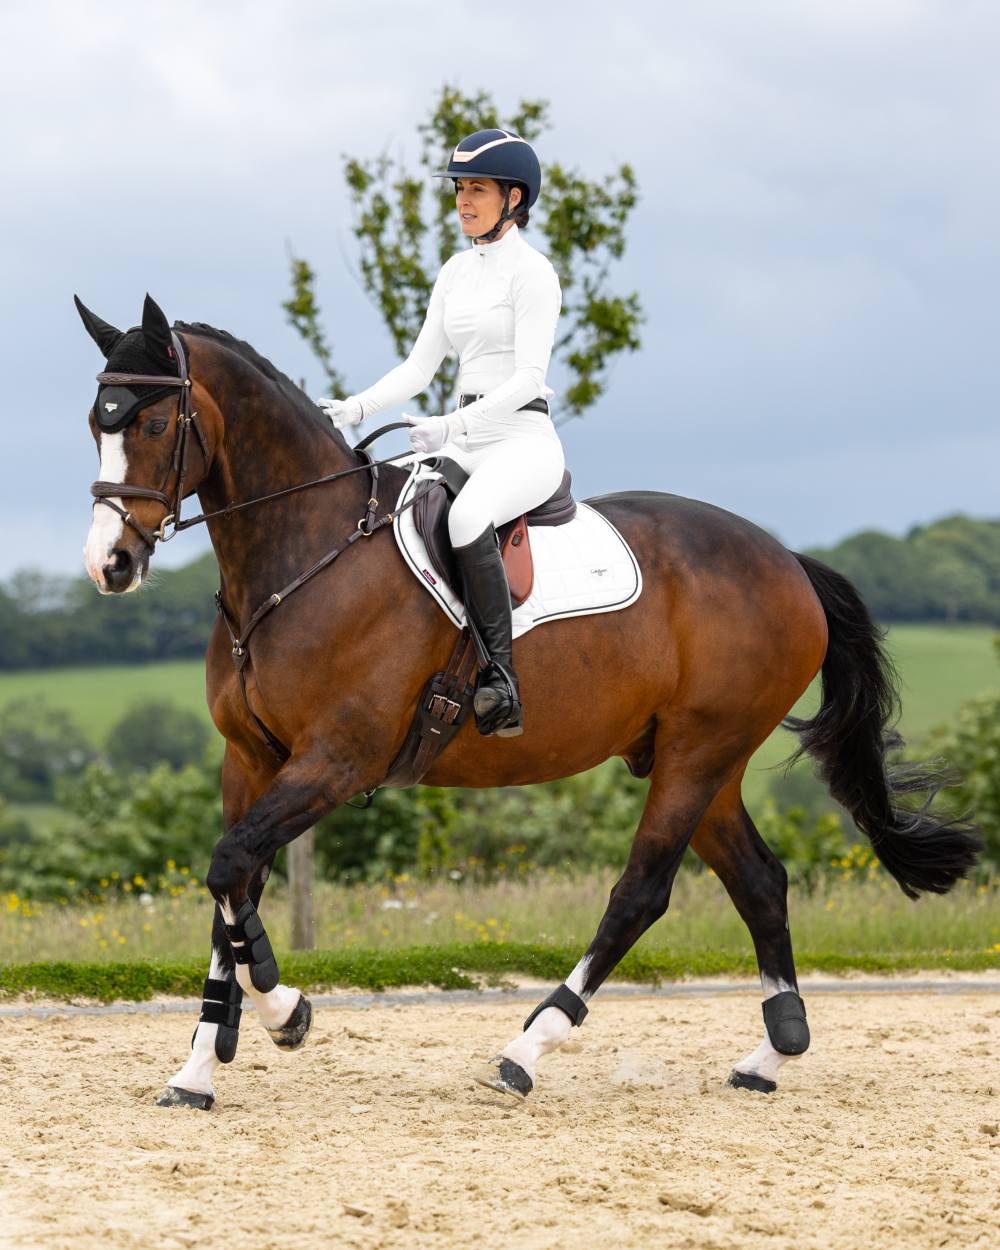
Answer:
[
  {"left": 727, "top": 1069, "right": 777, "bottom": 1094},
  {"left": 156, "top": 1085, "right": 215, "bottom": 1111},
  {"left": 267, "top": 994, "right": 312, "bottom": 1051},
  {"left": 472, "top": 1056, "right": 533, "bottom": 1101}
]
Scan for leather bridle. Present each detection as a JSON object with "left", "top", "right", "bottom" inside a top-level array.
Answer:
[{"left": 91, "top": 332, "right": 210, "bottom": 549}]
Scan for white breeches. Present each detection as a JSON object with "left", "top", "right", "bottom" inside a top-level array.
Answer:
[{"left": 441, "top": 428, "right": 566, "bottom": 548}]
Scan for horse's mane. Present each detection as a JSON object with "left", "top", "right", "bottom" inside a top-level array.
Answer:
[{"left": 174, "top": 321, "right": 336, "bottom": 440}]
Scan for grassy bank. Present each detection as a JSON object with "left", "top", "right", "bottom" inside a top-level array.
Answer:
[
  {"left": 2, "top": 871, "right": 996, "bottom": 999},
  {"left": 3, "top": 941, "right": 999, "bottom": 1004}
]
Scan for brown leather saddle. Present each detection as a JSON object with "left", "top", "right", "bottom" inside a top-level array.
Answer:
[{"left": 412, "top": 457, "right": 578, "bottom": 605}]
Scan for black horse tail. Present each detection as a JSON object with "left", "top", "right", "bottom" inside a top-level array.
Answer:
[{"left": 783, "top": 553, "right": 981, "bottom": 899}]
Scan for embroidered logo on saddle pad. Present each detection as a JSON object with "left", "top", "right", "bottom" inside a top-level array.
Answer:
[{"left": 393, "top": 461, "right": 642, "bottom": 639}]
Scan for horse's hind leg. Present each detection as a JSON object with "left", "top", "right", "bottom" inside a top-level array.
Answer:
[
  {"left": 474, "top": 736, "right": 725, "bottom": 1100},
  {"left": 689, "top": 779, "right": 810, "bottom": 1093}
]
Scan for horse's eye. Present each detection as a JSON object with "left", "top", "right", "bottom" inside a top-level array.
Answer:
[{"left": 148, "top": 419, "right": 169, "bottom": 436}]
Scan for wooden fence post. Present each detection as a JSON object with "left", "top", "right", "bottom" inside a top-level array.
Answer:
[{"left": 287, "top": 829, "right": 315, "bottom": 950}]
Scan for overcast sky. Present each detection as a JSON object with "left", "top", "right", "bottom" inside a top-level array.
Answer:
[{"left": 2, "top": 0, "right": 997, "bottom": 579}]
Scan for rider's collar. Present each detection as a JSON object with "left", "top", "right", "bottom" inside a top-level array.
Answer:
[{"left": 472, "top": 223, "right": 520, "bottom": 257}]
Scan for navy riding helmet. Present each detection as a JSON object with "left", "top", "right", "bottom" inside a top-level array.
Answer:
[{"left": 434, "top": 129, "right": 542, "bottom": 242}]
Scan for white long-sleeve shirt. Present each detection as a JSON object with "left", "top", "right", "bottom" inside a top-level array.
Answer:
[{"left": 351, "top": 224, "right": 562, "bottom": 443}]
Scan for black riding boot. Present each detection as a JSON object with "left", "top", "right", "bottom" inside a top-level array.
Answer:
[{"left": 452, "top": 523, "right": 523, "bottom": 737}]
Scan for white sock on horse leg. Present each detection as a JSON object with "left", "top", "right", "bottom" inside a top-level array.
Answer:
[
  {"left": 732, "top": 973, "right": 802, "bottom": 1083},
  {"left": 168, "top": 948, "right": 227, "bottom": 1096},
  {"left": 499, "top": 957, "right": 591, "bottom": 1081},
  {"left": 732, "top": 1035, "right": 797, "bottom": 1083},
  {"left": 761, "top": 973, "right": 797, "bottom": 1000}
]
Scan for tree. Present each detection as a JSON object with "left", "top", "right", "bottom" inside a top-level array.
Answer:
[{"left": 284, "top": 84, "right": 642, "bottom": 422}]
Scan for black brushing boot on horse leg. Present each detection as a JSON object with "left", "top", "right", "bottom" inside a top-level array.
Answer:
[{"left": 452, "top": 522, "right": 523, "bottom": 737}]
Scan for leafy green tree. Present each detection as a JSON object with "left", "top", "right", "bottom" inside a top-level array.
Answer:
[
  {"left": 284, "top": 84, "right": 642, "bottom": 421},
  {"left": 0, "top": 750, "right": 222, "bottom": 900},
  {"left": 0, "top": 760, "right": 224, "bottom": 898},
  {"left": 104, "top": 698, "right": 213, "bottom": 773},
  {"left": 0, "top": 552, "right": 219, "bottom": 671},
  {"left": 753, "top": 798, "right": 851, "bottom": 892},
  {"left": 807, "top": 517, "right": 1000, "bottom": 625}
]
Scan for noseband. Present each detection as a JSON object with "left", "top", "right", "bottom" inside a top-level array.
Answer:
[{"left": 91, "top": 332, "right": 209, "bottom": 549}]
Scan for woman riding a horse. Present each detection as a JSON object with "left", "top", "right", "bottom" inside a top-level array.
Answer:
[
  {"left": 320, "top": 128, "right": 564, "bottom": 738},
  {"left": 74, "top": 127, "right": 980, "bottom": 1111}
]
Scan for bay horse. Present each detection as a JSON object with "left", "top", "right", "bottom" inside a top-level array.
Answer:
[{"left": 77, "top": 295, "right": 980, "bottom": 1110}]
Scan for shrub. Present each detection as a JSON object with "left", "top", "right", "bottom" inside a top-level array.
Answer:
[
  {"left": 753, "top": 797, "right": 851, "bottom": 891},
  {"left": 0, "top": 759, "right": 223, "bottom": 899},
  {"left": 925, "top": 686, "right": 1000, "bottom": 869},
  {"left": 104, "top": 698, "right": 212, "bottom": 773}
]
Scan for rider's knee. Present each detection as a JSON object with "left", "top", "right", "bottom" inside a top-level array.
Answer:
[{"left": 448, "top": 493, "right": 492, "bottom": 548}]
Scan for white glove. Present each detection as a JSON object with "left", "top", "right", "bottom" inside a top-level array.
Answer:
[
  {"left": 318, "top": 396, "right": 364, "bottom": 430},
  {"left": 402, "top": 411, "right": 460, "bottom": 455}
]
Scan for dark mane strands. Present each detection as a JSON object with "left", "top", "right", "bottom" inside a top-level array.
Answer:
[{"left": 173, "top": 321, "right": 336, "bottom": 440}]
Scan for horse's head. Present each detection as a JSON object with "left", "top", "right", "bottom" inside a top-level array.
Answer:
[{"left": 76, "top": 294, "right": 214, "bottom": 593}]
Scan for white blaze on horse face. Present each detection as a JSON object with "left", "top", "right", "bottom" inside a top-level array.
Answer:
[
  {"left": 84, "top": 433, "right": 127, "bottom": 589},
  {"left": 499, "top": 956, "right": 592, "bottom": 1082}
]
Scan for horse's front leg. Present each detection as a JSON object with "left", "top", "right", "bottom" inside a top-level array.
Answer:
[
  {"left": 157, "top": 748, "right": 349, "bottom": 1110},
  {"left": 158, "top": 881, "right": 267, "bottom": 1110}
]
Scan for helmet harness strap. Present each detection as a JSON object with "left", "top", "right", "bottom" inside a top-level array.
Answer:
[{"left": 472, "top": 182, "right": 516, "bottom": 245}]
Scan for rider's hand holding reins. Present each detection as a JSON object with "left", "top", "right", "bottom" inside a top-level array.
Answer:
[
  {"left": 318, "top": 396, "right": 364, "bottom": 429},
  {"left": 403, "top": 411, "right": 464, "bottom": 454}
]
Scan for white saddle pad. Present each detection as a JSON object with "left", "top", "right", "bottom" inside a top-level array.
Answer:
[{"left": 391, "top": 458, "right": 643, "bottom": 639}]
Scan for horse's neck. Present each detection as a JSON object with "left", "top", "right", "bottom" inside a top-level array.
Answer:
[{"left": 196, "top": 351, "right": 366, "bottom": 619}]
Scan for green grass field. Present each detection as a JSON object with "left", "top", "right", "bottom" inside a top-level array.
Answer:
[
  {"left": 0, "top": 658, "right": 219, "bottom": 745},
  {"left": 2, "top": 871, "right": 996, "bottom": 991},
  {"left": 0, "top": 624, "right": 995, "bottom": 748}
]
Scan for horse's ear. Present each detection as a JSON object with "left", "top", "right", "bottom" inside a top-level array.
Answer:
[
  {"left": 74, "top": 295, "right": 123, "bottom": 358},
  {"left": 141, "top": 293, "right": 174, "bottom": 366}
]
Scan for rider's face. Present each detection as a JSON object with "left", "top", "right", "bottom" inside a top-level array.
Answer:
[{"left": 454, "top": 177, "right": 522, "bottom": 239}]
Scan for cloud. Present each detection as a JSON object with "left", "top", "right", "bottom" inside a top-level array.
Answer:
[{"left": 2, "top": 0, "right": 998, "bottom": 578}]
